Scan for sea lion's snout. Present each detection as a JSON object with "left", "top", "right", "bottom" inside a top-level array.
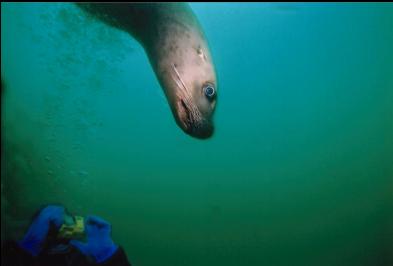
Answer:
[
  {"left": 176, "top": 98, "right": 215, "bottom": 139},
  {"left": 175, "top": 82, "right": 216, "bottom": 139},
  {"left": 167, "top": 62, "right": 217, "bottom": 139},
  {"left": 190, "top": 120, "right": 214, "bottom": 139}
]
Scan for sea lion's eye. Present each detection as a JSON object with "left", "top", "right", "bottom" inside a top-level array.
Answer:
[{"left": 203, "top": 85, "right": 215, "bottom": 99}]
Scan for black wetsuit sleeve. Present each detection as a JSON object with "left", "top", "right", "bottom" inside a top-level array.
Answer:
[
  {"left": 100, "top": 247, "right": 132, "bottom": 266},
  {"left": 1, "top": 240, "right": 36, "bottom": 266},
  {"left": 1, "top": 241, "right": 131, "bottom": 266}
]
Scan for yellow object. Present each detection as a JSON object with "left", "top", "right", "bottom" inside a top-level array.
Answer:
[{"left": 58, "top": 216, "right": 85, "bottom": 239}]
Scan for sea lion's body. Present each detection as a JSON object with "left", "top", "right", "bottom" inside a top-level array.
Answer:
[{"left": 78, "top": 3, "right": 217, "bottom": 139}]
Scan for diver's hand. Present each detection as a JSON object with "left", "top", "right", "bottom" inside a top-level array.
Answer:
[
  {"left": 70, "top": 215, "right": 118, "bottom": 263},
  {"left": 18, "top": 205, "right": 65, "bottom": 256}
]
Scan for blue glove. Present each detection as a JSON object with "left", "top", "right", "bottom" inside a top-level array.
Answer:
[
  {"left": 70, "top": 215, "right": 118, "bottom": 263},
  {"left": 18, "top": 205, "right": 65, "bottom": 256}
]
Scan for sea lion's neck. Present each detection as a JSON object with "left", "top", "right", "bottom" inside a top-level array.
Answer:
[{"left": 77, "top": 3, "right": 199, "bottom": 48}]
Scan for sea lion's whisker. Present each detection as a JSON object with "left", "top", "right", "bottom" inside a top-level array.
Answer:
[
  {"left": 171, "top": 65, "right": 202, "bottom": 123},
  {"left": 172, "top": 65, "right": 199, "bottom": 115},
  {"left": 171, "top": 73, "right": 194, "bottom": 120},
  {"left": 172, "top": 64, "right": 190, "bottom": 93},
  {"left": 172, "top": 65, "right": 202, "bottom": 119}
]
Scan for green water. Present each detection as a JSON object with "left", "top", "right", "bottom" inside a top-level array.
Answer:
[{"left": 1, "top": 3, "right": 393, "bottom": 266}]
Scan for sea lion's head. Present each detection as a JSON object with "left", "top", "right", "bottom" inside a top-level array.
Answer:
[
  {"left": 156, "top": 42, "right": 217, "bottom": 139},
  {"left": 75, "top": 3, "right": 217, "bottom": 139}
]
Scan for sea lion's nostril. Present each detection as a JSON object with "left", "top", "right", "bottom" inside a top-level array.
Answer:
[
  {"left": 189, "top": 121, "right": 214, "bottom": 139},
  {"left": 196, "top": 124, "right": 214, "bottom": 139}
]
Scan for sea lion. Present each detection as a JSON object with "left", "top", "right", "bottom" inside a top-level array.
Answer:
[{"left": 77, "top": 3, "right": 218, "bottom": 139}]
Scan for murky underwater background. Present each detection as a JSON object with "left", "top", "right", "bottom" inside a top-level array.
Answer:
[{"left": 1, "top": 3, "right": 393, "bottom": 266}]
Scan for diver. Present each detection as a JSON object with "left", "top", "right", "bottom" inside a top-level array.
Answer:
[{"left": 1, "top": 205, "right": 132, "bottom": 266}]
